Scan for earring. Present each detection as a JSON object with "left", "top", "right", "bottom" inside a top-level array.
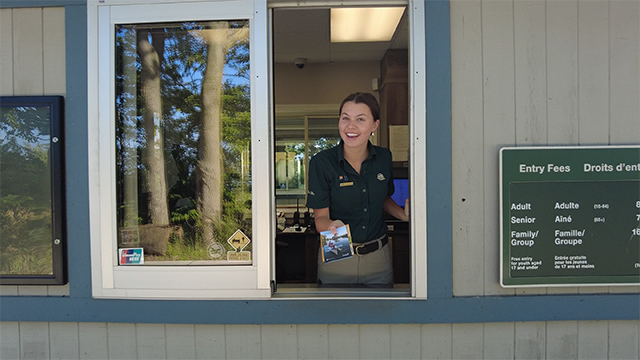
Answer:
[{"left": 371, "top": 132, "right": 375, "bottom": 136}]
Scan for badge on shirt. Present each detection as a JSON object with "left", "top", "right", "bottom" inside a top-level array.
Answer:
[
  {"left": 339, "top": 175, "right": 353, "bottom": 187},
  {"left": 377, "top": 173, "right": 386, "bottom": 181}
]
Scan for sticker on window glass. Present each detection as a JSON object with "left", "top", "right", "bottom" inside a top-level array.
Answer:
[
  {"left": 227, "top": 230, "right": 251, "bottom": 261},
  {"left": 119, "top": 248, "right": 144, "bottom": 265},
  {"left": 119, "top": 228, "right": 140, "bottom": 246},
  {"left": 207, "top": 242, "right": 226, "bottom": 260}
]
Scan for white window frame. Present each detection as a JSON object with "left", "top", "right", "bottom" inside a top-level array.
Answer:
[
  {"left": 87, "top": 0, "right": 272, "bottom": 299},
  {"left": 87, "top": 0, "right": 426, "bottom": 300},
  {"left": 408, "top": 0, "right": 427, "bottom": 299},
  {"left": 268, "top": 0, "right": 427, "bottom": 299}
]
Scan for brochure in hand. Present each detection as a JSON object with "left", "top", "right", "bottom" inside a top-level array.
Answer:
[{"left": 320, "top": 224, "right": 354, "bottom": 263}]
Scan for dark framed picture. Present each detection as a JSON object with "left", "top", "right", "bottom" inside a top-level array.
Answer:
[{"left": 0, "top": 96, "right": 66, "bottom": 285}]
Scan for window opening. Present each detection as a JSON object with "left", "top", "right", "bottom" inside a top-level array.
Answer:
[{"left": 272, "top": 5, "right": 411, "bottom": 296}]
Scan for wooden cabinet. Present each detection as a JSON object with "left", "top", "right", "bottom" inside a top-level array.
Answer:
[
  {"left": 276, "top": 231, "right": 319, "bottom": 283},
  {"left": 378, "top": 49, "right": 408, "bottom": 149},
  {"left": 387, "top": 220, "right": 410, "bottom": 284}
]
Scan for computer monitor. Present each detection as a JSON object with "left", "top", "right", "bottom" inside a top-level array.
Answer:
[{"left": 391, "top": 178, "right": 409, "bottom": 208}]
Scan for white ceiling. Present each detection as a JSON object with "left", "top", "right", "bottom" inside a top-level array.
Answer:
[{"left": 273, "top": 7, "right": 408, "bottom": 64}]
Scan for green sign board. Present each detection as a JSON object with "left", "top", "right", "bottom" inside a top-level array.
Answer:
[{"left": 500, "top": 146, "right": 640, "bottom": 287}]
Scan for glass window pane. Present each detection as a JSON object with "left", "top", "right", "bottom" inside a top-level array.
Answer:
[
  {"left": 307, "top": 117, "right": 340, "bottom": 159},
  {"left": 115, "top": 20, "right": 251, "bottom": 265},
  {"left": 274, "top": 116, "right": 340, "bottom": 208},
  {"left": 275, "top": 117, "right": 305, "bottom": 193},
  {"left": 0, "top": 105, "right": 54, "bottom": 276}
]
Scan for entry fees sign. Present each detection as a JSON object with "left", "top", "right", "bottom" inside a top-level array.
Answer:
[{"left": 500, "top": 146, "right": 640, "bottom": 287}]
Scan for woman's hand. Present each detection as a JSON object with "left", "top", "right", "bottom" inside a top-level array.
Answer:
[
  {"left": 404, "top": 198, "right": 410, "bottom": 220},
  {"left": 384, "top": 196, "right": 409, "bottom": 222},
  {"left": 313, "top": 207, "right": 345, "bottom": 234},
  {"left": 327, "top": 219, "right": 346, "bottom": 235}
]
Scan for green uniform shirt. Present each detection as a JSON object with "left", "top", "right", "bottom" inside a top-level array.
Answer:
[{"left": 306, "top": 142, "right": 394, "bottom": 243}]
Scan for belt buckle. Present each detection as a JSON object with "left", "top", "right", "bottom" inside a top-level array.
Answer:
[{"left": 355, "top": 244, "right": 365, "bottom": 256}]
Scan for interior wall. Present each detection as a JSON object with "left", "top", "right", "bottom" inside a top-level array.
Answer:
[{"left": 274, "top": 61, "right": 380, "bottom": 105}]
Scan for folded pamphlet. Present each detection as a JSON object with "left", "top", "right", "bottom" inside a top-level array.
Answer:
[{"left": 320, "top": 224, "right": 354, "bottom": 263}]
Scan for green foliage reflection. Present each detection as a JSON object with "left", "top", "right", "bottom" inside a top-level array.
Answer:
[
  {"left": 115, "top": 21, "right": 252, "bottom": 262},
  {"left": 0, "top": 106, "right": 53, "bottom": 275}
]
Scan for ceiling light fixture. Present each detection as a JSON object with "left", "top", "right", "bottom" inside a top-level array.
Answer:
[{"left": 330, "top": 7, "right": 405, "bottom": 43}]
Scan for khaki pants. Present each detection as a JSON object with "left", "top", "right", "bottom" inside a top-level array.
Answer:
[{"left": 317, "top": 243, "right": 393, "bottom": 285}]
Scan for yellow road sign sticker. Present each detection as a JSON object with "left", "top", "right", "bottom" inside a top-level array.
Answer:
[{"left": 227, "top": 229, "right": 250, "bottom": 251}]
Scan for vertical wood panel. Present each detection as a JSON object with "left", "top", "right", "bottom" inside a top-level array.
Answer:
[
  {"left": 42, "top": 7, "right": 65, "bottom": 95},
  {"left": 607, "top": 0, "right": 640, "bottom": 300},
  {"left": 421, "top": 324, "right": 452, "bottom": 359},
  {"left": 514, "top": 0, "right": 547, "bottom": 146},
  {"left": 609, "top": 320, "right": 640, "bottom": 359},
  {"left": 135, "top": 323, "right": 166, "bottom": 360},
  {"left": 610, "top": 286, "right": 640, "bottom": 295},
  {"left": 451, "top": 323, "right": 483, "bottom": 359},
  {"left": 195, "top": 325, "right": 226, "bottom": 360},
  {"left": 260, "top": 325, "right": 297, "bottom": 360},
  {"left": 12, "top": 8, "right": 44, "bottom": 96},
  {"left": 481, "top": 0, "right": 517, "bottom": 296},
  {"left": 166, "top": 324, "right": 196, "bottom": 360},
  {"left": 0, "top": 9, "right": 14, "bottom": 95},
  {"left": 513, "top": 0, "right": 547, "bottom": 297},
  {"left": 49, "top": 322, "right": 79, "bottom": 360},
  {"left": 577, "top": 320, "right": 608, "bottom": 359},
  {"left": 296, "top": 325, "right": 328, "bottom": 360},
  {"left": 17, "top": 285, "right": 48, "bottom": 296},
  {"left": 578, "top": 0, "right": 609, "bottom": 145},
  {"left": 450, "top": 0, "right": 486, "bottom": 297},
  {"left": 47, "top": 284, "right": 70, "bottom": 297},
  {"left": 78, "top": 323, "right": 108, "bottom": 360},
  {"left": 225, "top": 325, "right": 261, "bottom": 360},
  {"left": 107, "top": 323, "right": 137, "bottom": 360},
  {"left": 513, "top": 0, "right": 548, "bottom": 295},
  {"left": 327, "top": 324, "right": 359, "bottom": 360},
  {"left": 1, "top": 321, "right": 636, "bottom": 359},
  {"left": 515, "top": 321, "right": 545, "bottom": 359},
  {"left": 483, "top": 322, "right": 515, "bottom": 359},
  {"left": 546, "top": 321, "right": 578, "bottom": 360},
  {"left": 390, "top": 324, "right": 421, "bottom": 360},
  {"left": 359, "top": 324, "right": 390, "bottom": 360},
  {"left": 0, "top": 322, "right": 20, "bottom": 360},
  {"left": 546, "top": 0, "right": 579, "bottom": 146},
  {"left": 19, "top": 322, "right": 49, "bottom": 360},
  {"left": 0, "top": 285, "right": 19, "bottom": 296},
  {"left": 609, "top": 0, "right": 640, "bottom": 145},
  {"left": 576, "top": 0, "right": 614, "bottom": 295}
]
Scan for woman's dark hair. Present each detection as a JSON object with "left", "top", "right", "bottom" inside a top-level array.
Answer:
[{"left": 339, "top": 92, "right": 380, "bottom": 121}]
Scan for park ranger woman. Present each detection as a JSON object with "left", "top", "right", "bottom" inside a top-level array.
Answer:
[{"left": 306, "top": 92, "right": 409, "bottom": 285}]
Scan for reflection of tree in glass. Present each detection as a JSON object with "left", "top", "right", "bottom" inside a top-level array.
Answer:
[
  {"left": 0, "top": 107, "right": 53, "bottom": 274},
  {"left": 194, "top": 21, "right": 250, "bottom": 244},
  {"left": 278, "top": 137, "right": 339, "bottom": 190},
  {"left": 311, "top": 137, "right": 340, "bottom": 159},
  {"left": 115, "top": 21, "right": 251, "bottom": 260}
]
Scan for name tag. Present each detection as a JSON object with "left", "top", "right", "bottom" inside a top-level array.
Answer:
[{"left": 339, "top": 182, "right": 354, "bottom": 187}]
